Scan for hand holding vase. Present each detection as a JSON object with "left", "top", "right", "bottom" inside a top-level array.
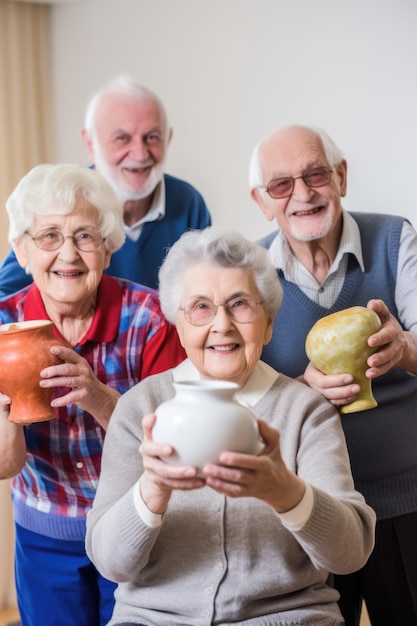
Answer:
[{"left": 305, "top": 306, "right": 382, "bottom": 413}]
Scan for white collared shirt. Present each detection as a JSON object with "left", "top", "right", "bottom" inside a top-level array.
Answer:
[
  {"left": 267, "top": 210, "right": 364, "bottom": 307},
  {"left": 266, "top": 210, "right": 417, "bottom": 333},
  {"left": 123, "top": 177, "right": 166, "bottom": 242}
]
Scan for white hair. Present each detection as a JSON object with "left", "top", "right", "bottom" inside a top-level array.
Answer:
[
  {"left": 248, "top": 124, "right": 345, "bottom": 190},
  {"left": 6, "top": 163, "right": 125, "bottom": 252},
  {"left": 84, "top": 74, "right": 169, "bottom": 141}
]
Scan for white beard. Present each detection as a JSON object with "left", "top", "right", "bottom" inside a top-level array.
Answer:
[
  {"left": 288, "top": 209, "right": 334, "bottom": 242},
  {"left": 93, "top": 147, "right": 164, "bottom": 206}
]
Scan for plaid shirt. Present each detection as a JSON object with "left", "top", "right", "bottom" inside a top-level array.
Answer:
[{"left": 0, "top": 275, "right": 185, "bottom": 540}]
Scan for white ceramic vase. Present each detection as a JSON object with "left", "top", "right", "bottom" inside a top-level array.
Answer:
[
  {"left": 305, "top": 306, "right": 382, "bottom": 414},
  {"left": 153, "top": 380, "right": 262, "bottom": 470}
]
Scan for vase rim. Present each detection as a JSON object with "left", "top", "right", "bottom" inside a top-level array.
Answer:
[
  {"left": 174, "top": 379, "right": 240, "bottom": 391},
  {"left": 0, "top": 319, "right": 53, "bottom": 334}
]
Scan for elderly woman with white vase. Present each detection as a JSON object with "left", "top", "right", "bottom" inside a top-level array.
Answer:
[{"left": 86, "top": 226, "right": 375, "bottom": 626}]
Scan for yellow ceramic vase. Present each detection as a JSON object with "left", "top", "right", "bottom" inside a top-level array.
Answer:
[{"left": 305, "top": 306, "right": 381, "bottom": 414}]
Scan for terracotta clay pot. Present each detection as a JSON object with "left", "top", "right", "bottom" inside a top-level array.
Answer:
[
  {"left": 0, "top": 320, "right": 64, "bottom": 424},
  {"left": 305, "top": 306, "right": 382, "bottom": 414}
]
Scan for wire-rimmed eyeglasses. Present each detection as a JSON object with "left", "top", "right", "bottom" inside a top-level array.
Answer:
[
  {"left": 179, "top": 297, "right": 263, "bottom": 326},
  {"left": 25, "top": 229, "right": 105, "bottom": 252},
  {"left": 260, "top": 167, "right": 333, "bottom": 199}
]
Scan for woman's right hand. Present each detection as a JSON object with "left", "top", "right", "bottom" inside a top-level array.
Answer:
[
  {"left": 138, "top": 413, "right": 206, "bottom": 515},
  {"left": 0, "top": 392, "right": 26, "bottom": 479},
  {"left": 39, "top": 345, "right": 120, "bottom": 430}
]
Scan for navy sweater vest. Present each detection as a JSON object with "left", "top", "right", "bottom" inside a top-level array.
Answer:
[{"left": 259, "top": 212, "right": 417, "bottom": 519}]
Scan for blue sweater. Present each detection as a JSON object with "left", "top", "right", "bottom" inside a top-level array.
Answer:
[
  {"left": 0, "top": 173, "right": 211, "bottom": 295},
  {"left": 259, "top": 212, "right": 417, "bottom": 520}
]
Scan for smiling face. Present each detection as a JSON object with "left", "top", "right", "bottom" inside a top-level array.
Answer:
[
  {"left": 252, "top": 126, "right": 347, "bottom": 247},
  {"left": 175, "top": 263, "right": 273, "bottom": 387},
  {"left": 83, "top": 93, "right": 171, "bottom": 205},
  {"left": 14, "top": 198, "right": 111, "bottom": 316}
]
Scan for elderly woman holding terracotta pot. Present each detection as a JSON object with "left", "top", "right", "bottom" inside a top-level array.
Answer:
[
  {"left": 0, "top": 164, "right": 185, "bottom": 626},
  {"left": 86, "top": 226, "right": 376, "bottom": 626}
]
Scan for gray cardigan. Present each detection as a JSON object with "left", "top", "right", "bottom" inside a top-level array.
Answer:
[{"left": 86, "top": 365, "right": 375, "bottom": 626}]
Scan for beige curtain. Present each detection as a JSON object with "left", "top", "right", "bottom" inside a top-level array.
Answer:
[
  {"left": 0, "top": 0, "right": 54, "bottom": 258},
  {"left": 0, "top": 0, "right": 55, "bottom": 610}
]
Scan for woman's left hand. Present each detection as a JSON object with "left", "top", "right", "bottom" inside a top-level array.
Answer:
[
  {"left": 39, "top": 345, "right": 120, "bottom": 428},
  {"left": 203, "top": 419, "right": 305, "bottom": 513}
]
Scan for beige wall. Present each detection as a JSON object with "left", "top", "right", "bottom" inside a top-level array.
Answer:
[
  {"left": 49, "top": 0, "right": 417, "bottom": 236},
  {"left": 2, "top": 1, "right": 417, "bottom": 256}
]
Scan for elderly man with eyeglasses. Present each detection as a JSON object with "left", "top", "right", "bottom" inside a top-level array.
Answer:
[{"left": 249, "top": 124, "right": 417, "bottom": 626}]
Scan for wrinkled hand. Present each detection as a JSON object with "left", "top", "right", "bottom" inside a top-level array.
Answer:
[
  {"left": 39, "top": 345, "right": 119, "bottom": 422},
  {"left": 202, "top": 420, "right": 305, "bottom": 513},
  {"left": 139, "top": 413, "right": 206, "bottom": 515},
  {"left": 366, "top": 299, "right": 410, "bottom": 377},
  {"left": 303, "top": 299, "right": 414, "bottom": 406},
  {"left": 0, "top": 391, "right": 11, "bottom": 420},
  {"left": 303, "top": 362, "right": 360, "bottom": 407}
]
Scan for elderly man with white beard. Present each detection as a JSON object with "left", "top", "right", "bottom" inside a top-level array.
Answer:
[{"left": 0, "top": 74, "right": 211, "bottom": 295}]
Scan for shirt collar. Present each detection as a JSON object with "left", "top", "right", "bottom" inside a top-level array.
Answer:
[
  {"left": 22, "top": 274, "right": 122, "bottom": 345},
  {"left": 267, "top": 209, "right": 365, "bottom": 274},
  {"left": 123, "top": 177, "right": 166, "bottom": 240},
  {"left": 333, "top": 210, "right": 365, "bottom": 271},
  {"left": 172, "top": 358, "right": 279, "bottom": 407}
]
